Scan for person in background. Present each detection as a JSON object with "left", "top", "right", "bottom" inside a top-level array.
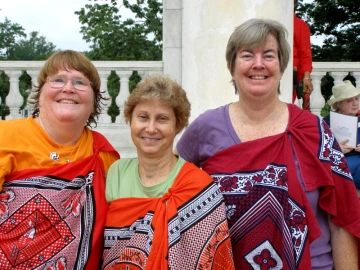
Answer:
[
  {"left": 176, "top": 19, "right": 359, "bottom": 269},
  {"left": 293, "top": 0, "right": 313, "bottom": 110},
  {"left": 102, "top": 75, "right": 234, "bottom": 269},
  {"left": 323, "top": 80, "right": 360, "bottom": 191},
  {"left": 0, "top": 50, "right": 119, "bottom": 269}
]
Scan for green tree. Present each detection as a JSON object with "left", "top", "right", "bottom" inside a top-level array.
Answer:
[
  {"left": 0, "top": 17, "right": 26, "bottom": 59},
  {"left": 8, "top": 31, "right": 57, "bottom": 60},
  {"left": 0, "top": 72, "right": 10, "bottom": 119},
  {"left": 297, "top": 0, "right": 360, "bottom": 62},
  {"left": 76, "top": 0, "right": 162, "bottom": 122},
  {"left": 107, "top": 71, "right": 120, "bottom": 123},
  {"left": 18, "top": 71, "right": 32, "bottom": 110},
  {"left": 75, "top": 0, "right": 162, "bottom": 61},
  {"left": 296, "top": 0, "right": 360, "bottom": 116},
  {"left": 0, "top": 17, "right": 56, "bottom": 118}
]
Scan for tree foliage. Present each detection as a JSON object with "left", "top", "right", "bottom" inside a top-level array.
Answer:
[
  {"left": 8, "top": 31, "right": 57, "bottom": 60},
  {"left": 18, "top": 71, "right": 32, "bottom": 110},
  {"left": 0, "top": 17, "right": 57, "bottom": 118},
  {"left": 296, "top": 0, "right": 360, "bottom": 116},
  {"left": 0, "top": 17, "right": 26, "bottom": 59},
  {"left": 75, "top": 0, "right": 162, "bottom": 61},
  {"left": 0, "top": 72, "right": 10, "bottom": 119},
  {"left": 297, "top": 0, "right": 360, "bottom": 62},
  {"left": 75, "top": 0, "right": 161, "bottom": 122}
]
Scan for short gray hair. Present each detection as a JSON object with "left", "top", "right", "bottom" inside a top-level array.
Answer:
[{"left": 226, "top": 18, "right": 290, "bottom": 76}]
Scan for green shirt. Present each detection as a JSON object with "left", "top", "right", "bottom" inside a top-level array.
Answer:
[{"left": 106, "top": 157, "right": 186, "bottom": 202}]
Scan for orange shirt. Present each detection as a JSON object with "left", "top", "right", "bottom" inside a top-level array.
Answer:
[{"left": 0, "top": 116, "right": 118, "bottom": 189}]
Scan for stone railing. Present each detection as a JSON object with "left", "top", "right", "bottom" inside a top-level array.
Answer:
[
  {"left": 0, "top": 61, "right": 163, "bottom": 158},
  {"left": 300, "top": 62, "right": 360, "bottom": 116},
  {"left": 1, "top": 61, "right": 359, "bottom": 156}
]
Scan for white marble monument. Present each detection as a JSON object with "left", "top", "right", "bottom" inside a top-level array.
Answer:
[{"left": 163, "top": 0, "right": 293, "bottom": 122}]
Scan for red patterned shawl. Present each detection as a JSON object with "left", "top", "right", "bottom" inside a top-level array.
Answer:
[
  {"left": 102, "top": 162, "right": 234, "bottom": 270},
  {"left": 0, "top": 131, "right": 119, "bottom": 270},
  {"left": 202, "top": 104, "right": 360, "bottom": 269}
]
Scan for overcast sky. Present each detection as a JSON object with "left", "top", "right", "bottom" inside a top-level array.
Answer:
[
  {"left": 1, "top": 0, "right": 94, "bottom": 51},
  {"left": 1, "top": 0, "right": 322, "bottom": 52}
]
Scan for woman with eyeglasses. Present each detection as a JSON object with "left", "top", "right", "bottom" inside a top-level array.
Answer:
[{"left": 0, "top": 50, "right": 119, "bottom": 269}]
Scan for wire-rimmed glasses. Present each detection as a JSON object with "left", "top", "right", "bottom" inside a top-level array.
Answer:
[{"left": 47, "top": 75, "right": 92, "bottom": 91}]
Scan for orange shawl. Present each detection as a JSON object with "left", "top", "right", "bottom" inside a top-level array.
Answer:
[{"left": 102, "top": 162, "right": 234, "bottom": 270}]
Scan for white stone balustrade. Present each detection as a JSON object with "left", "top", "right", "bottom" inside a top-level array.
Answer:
[
  {"left": 309, "top": 62, "right": 360, "bottom": 117},
  {"left": 0, "top": 61, "right": 163, "bottom": 157},
  {"left": 310, "top": 71, "right": 325, "bottom": 116},
  {"left": 5, "top": 70, "right": 23, "bottom": 119},
  {"left": 98, "top": 70, "right": 112, "bottom": 124},
  {"left": 115, "top": 71, "right": 132, "bottom": 124},
  {"left": 0, "top": 60, "right": 359, "bottom": 156}
]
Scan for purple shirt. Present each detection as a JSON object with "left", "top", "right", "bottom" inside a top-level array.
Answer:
[{"left": 177, "top": 104, "right": 333, "bottom": 269}]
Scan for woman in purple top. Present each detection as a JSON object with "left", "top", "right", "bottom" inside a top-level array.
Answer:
[{"left": 176, "top": 19, "right": 359, "bottom": 269}]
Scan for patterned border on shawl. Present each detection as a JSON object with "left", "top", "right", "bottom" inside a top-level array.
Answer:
[
  {"left": 167, "top": 182, "right": 224, "bottom": 247},
  {"left": 317, "top": 118, "right": 353, "bottom": 180}
]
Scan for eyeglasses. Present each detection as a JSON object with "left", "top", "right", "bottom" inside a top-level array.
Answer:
[{"left": 47, "top": 75, "right": 92, "bottom": 91}]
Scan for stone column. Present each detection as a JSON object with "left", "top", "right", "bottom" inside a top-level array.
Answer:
[
  {"left": 26, "top": 70, "right": 39, "bottom": 82},
  {"left": 26, "top": 70, "right": 40, "bottom": 112},
  {"left": 5, "top": 70, "right": 23, "bottom": 119},
  {"left": 98, "top": 70, "right": 112, "bottom": 124},
  {"left": 163, "top": 0, "right": 293, "bottom": 122},
  {"left": 331, "top": 71, "right": 348, "bottom": 86},
  {"left": 163, "top": 0, "right": 182, "bottom": 84},
  {"left": 352, "top": 72, "right": 360, "bottom": 85},
  {"left": 138, "top": 71, "right": 150, "bottom": 81},
  {"left": 310, "top": 71, "right": 326, "bottom": 117},
  {"left": 115, "top": 71, "right": 132, "bottom": 124}
]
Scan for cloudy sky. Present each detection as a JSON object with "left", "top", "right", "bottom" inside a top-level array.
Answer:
[
  {"left": 2, "top": 0, "right": 322, "bottom": 52},
  {"left": 1, "top": 0, "right": 95, "bottom": 51}
]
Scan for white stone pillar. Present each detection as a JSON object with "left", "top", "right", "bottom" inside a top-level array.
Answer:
[
  {"left": 138, "top": 71, "right": 150, "bottom": 81},
  {"left": 5, "top": 70, "right": 23, "bottom": 119},
  {"left": 352, "top": 72, "right": 360, "bottom": 85},
  {"left": 98, "top": 70, "right": 112, "bottom": 124},
  {"left": 163, "top": 0, "right": 182, "bottom": 84},
  {"left": 26, "top": 70, "right": 40, "bottom": 112},
  {"left": 173, "top": 0, "right": 293, "bottom": 122},
  {"left": 310, "top": 71, "right": 326, "bottom": 117},
  {"left": 115, "top": 71, "right": 132, "bottom": 124},
  {"left": 331, "top": 71, "right": 348, "bottom": 86},
  {"left": 26, "top": 70, "right": 40, "bottom": 84}
]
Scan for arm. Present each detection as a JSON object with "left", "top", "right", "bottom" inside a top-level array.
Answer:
[{"left": 329, "top": 217, "right": 358, "bottom": 269}]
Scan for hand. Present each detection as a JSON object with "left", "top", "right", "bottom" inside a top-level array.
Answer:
[
  {"left": 303, "top": 79, "right": 313, "bottom": 94},
  {"left": 355, "top": 144, "right": 360, "bottom": 152},
  {"left": 340, "top": 139, "right": 354, "bottom": 154}
]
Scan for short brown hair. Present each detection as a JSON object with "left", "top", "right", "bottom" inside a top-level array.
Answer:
[
  {"left": 124, "top": 75, "right": 191, "bottom": 133},
  {"left": 226, "top": 19, "right": 290, "bottom": 92},
  {"left": 29, "top": 50, "right": 105, "bottom": 127}
]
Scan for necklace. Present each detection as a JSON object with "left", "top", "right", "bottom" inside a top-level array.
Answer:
[
  {"left": 54, "top": 143, "right": 77, "bottom": 163},
  {"left": 37, "top": 117, "right": 78, "bottom": 163}
]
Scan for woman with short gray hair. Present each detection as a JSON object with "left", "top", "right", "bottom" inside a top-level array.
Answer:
[{"left": 177, "top": 19, "right": 360, "bottom": 269}]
